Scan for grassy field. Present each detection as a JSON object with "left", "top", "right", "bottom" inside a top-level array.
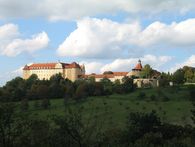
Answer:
[{"left": 23, "top": 87, "right": 194, "bottom": 129}]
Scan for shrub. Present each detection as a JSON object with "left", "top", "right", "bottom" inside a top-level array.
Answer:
[
  {"left": 162, "top": 95, "right": 170, "bottom": 102},
  {"left": 41, "top": 98, "right": 50, "bottom": 109},
  {"left": 33, "top": 100, "right": 40, "bottom": 109},
  {"left": 150, "top": 95, "right": 156, "bottom": 101},
  {"left": 137, "top": 92, "right": 146, "bottom": 99},
  {"left": 20, "top": 98, "right": 29, "bottom": 111}
]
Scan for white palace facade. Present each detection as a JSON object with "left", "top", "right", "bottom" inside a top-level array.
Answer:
[{"left": 23, "top": 60, "right": 159, "bottom": 87}]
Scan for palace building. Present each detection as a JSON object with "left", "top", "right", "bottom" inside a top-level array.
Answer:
[
  {"left": 23, "top": 62, "right": 85, "bottom": 82},
  {"left": 84, "top": 59, "right": 143, "bottom": 82},
  {"left": 23, "top": 60, "right": 159, "bottom": 87},
  {"left": 83, "top": 60, "right": 159, "bottom": 88}
]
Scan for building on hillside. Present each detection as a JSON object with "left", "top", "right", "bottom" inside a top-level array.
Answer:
[
  {"left": 83, "top": 72, "right": 129, "bottom": 82},
  {"left": 127, "top": 59, "right": 143, "bottom": 77},
  {"left": 23, "top": 60, "right": 160, "bottom": 88},
  {"left": 84, "top": 60, "right": 160, "bottom": 88},
  {"left": 23, "top": 62, "right": 85, "bottom": 82}
]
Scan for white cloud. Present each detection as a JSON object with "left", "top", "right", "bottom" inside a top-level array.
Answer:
[
  {"left": 138, "top": 19, "right": 195, "bottom": 47},
  {"left": 81, "top": 54, "right": 172, "bottom": 74},
  {"left": 57, "top": 18, "right": 140, "bottom": 58},
  {"left": 11, "top": 67, "right": 23, "bottom": 76},
  {"left": 79, "top": 61, "right": 104, "bottom": 74},
  {"left": 0, "top": 23, "right": 19, "bottom": 40},
  {"left": 0, "top": 67, "right": 22, "bottom": 86},
  {"left": 100, "top": 54, "right": 172, "bottom": 73},
  {"left": 0, "top": 63, "right": 33, "bottom": 86},
  {"left": 0, "top": 0, "right": 195, "bottom": 20},
  {"left": 170, "top": 55, "right": 195, "bottom": 72},
  {"left": 0, "top": 23, "right": 49, "bottom": 57},
  {"left": 2, "top": 32, "right": 49, "bottom": 57},
  {"left": 57, "top": 18, "right": 195, "bottom": 59}
]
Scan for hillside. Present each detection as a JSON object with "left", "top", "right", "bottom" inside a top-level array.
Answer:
[{"left": 24, "top": 87, "right": 194, "bottom": 128}]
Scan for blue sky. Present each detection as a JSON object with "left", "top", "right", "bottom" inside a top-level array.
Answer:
[{"left": 0, "top": 0, "right": 195, "bottom": 86}]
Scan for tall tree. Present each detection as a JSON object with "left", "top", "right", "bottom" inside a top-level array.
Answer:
[
  {"left": 173, "top": 69, "right": 185, "bottom": 84},
  {"left": 122, "top": 76, "right": 134, "bottom": 93},
  {"left": 140, "top": 64, "right": 153, "bottom": 78},
  {"left": 184, "top": 69, "right": 194, "bottom": 82}
]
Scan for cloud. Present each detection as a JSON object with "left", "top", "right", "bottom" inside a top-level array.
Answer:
[
  {"left": 0, "top": 23, "right": 49, "bottom": 57},
  {"left": 100, "top": 54, "right": 172, "bottom": 73},
  {"left": 79, "top": 61, "right": 104, "bottom": 74},
  {"left": 57, "top": 18, "right": 141, "bottom": 58},
  {"left": 82, "top": 54, "right": 172, "bottom": 74},
  {"left": 0, "top": 23, "right": 19, "bottom": 39},
  {"left": 170, "top": 55, "right": 195, "bottom": 72},
  {"left": 0, "top": 63, "right": 33, "bottom": 86},
  {"left": 2, "top": 32, "right": 49, "bottom": 57},
  {"left": 0, "top": 67, "right": 22, "bottom": 86},
  {"left": 57, "top": 18, "right": 195, "bottom": 59},
  {"left": 138, "top": 19, "right": 195, "bottom": 47},
  {"left": 0, "top": 0, "right": 195, "bottom": 20}
]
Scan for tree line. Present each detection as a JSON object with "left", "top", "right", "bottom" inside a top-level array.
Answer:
[
  {"left": 0, "top": 65, "right": 195, "bottom": 102},
  {"left": 0, "top": 73, "right": 135, "bottom": 102}
]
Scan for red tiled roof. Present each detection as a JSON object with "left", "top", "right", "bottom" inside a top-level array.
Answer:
[
  {"left": 86, "top": 74, "right": 114, "bottom": 78},
  {"left": 22, "top": 63, "right": 57, "bottom": 70},
  {"left": 23, "top": 62, "right": 81, "bottom": 70},
  {"left": 112, "top": 72, "right": 128, "bottom": 76},
  {"left": 64, "top": 62, "right": 81, "bottom": 68},
  {"left": 23, "top": 65, "right": 30, "bottom": 70},
  {"left": 133, "top": 60, "right": 142, "bottom": 70},
  {"left": 84, "top": 72, "right": 128, "bottom": 79}
]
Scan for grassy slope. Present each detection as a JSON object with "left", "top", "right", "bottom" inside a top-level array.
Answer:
[{"left": 25, "top": 87, "right": 194, "bottom": 129}]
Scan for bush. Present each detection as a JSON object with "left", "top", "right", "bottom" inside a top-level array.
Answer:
[
  {"left": 150, "top": 95, "right": 156, "bottom": 101},
  {"left": 188, "top": 85, "right": 195, "bottom": 101},
  {"left": 20, "top": 98, "right": 29, "bottom": 111},
  {"left": 33, "top": 100, "right": 40, "bottom": 109},
  {"left": 162, "top": 95, "right": 170, "bottom": 102},
  {"left": 137, "top": 92, "right": 146, "bottom": 99},
  {"left": 41, "top": 98, "right": 50, "bottom": 109},
  {"left": 74, "top": 83, "right": 88, "bottom": 101}
]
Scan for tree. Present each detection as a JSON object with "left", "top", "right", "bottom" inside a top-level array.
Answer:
[
  {"left": 26, "top": 84, "right": 39, "bottom": 99},
  {"left": 94, "top": 82, "right": 104, "bottom": 96},
  {"left": 65, "top": 85, "right": 75, "bottom": 99},
  {"left": 113, "top": 79, "right": 123, "bottom": 94},
  {"left": 50, "top": 73, "right": 64, "bottom": 83},
  {"left": 159, "top": 72, "right": 171, "bottom": 87},
  {"left": 2, "top": 77, "right": 26, "bottom": 101},
  {"left": 173, "top": 69, "right": 185, "bottom": 84},
  {"left": 127, "top": 111, "right": 161, "bottom": 143},
  {"left": 37, "top": 84, "right": 50, "bottom": 99},
  {"left": 140, "top": 64, "right": 153, "bottom": 78},
  {"left": 192, "top": 102, "right": 195, "bottom": 124},
  {"left": 41, "top": 98, "right": 51, "bottom": 109},
  {"left": 121, "top": 76, "right": 134, "bottom": 93},
  {"left": 51, "top": 107, "right": 103, "bottom": 147},
  {"left": 74, "top": 83, "right": 88, "bottom": 101},
  {"left": 49, "top": 74, "right": 66, "bottom": 98},
  {"left": 0, "top": 103, "right": 17, "bottom": 146},
  {"left": 193, "top": 73, "right": 195, "bottom": 82},
  {"left": 20, "top": 98, "right": 29, "bottom": 111},
  {"left": 26, "top": 74, "right": 38, "bottom": 88},
  {"left": 184, "top": 69, "right": 194, "bottom": 82},
  {"left": 100, "top": 78, "right": 113, "bottom": 96}
]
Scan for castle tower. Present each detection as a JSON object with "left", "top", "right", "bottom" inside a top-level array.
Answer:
[
  {"left": 80, "top": 64, "right": 85, "bottom": 74},
  {"left": 133, "top": 60, "right": 142, "bottom": 71},
  {"left": 127, "top": 60, "right": 143, "bottom": 78}
]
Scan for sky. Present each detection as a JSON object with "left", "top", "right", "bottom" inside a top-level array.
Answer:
[{"left": 0, "top": 0, "right": 195, "bottom": 86}]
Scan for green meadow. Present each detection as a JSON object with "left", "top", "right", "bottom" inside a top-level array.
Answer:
[{"left": 24, "top": 87, "right": 194, "bottom": 129}]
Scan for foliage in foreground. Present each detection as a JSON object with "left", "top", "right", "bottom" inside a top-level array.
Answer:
[{"left": 0, "top": 102, "right": 195, "bottom": 147}]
